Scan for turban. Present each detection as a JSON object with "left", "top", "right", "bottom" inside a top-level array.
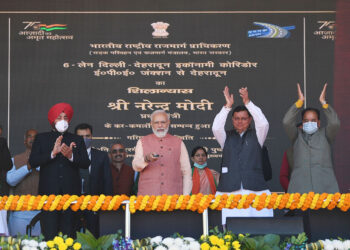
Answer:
[{"left": 48, "top": 103, "right": 74, "bottom": 125}]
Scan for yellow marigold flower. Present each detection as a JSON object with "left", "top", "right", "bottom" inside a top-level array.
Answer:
[
  {"left": 73, "top": 242, "right": 82, "bottom": 250},
  {"left": 210, "top": 246, "right": 219, "bottom": 250},
  {"left": 220, "top": 245, "right": 228, "bottom": 250},
  {"left": 224, "top": 235, "right": 232, "bottom": 241},
  {"left": 51, "top": 248, "right": 57, "bottom": 250},
  {"left": 218, "top": 238, "right": 225, "bottom": 246},
  {"left": 65, "top": 238, "right": 74, "bottom": 246},
  {"left": 53, "top": 236, "right": 64, "bottom": 245},
  {"left": 238, "top": 234, "right": 244, "bottom": 238},
  {"left": 232, "top": 240, "right": 241, "bottom": 250},
  {"left": 47, "top": 241, "right": 55, "bottom": 248},
  {"left": 209, "top": 235, "right": 219, "bottom": 245},
  {"left": 58, "top": 243, "right": 67, "bottom": 250},
  {"left": 201, "top": 242, "right": 210, "bottom": 250}
]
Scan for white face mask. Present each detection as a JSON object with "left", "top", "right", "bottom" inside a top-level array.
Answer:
[
  {"left": 55, "top": 120, "right": 69, "bottom": 133},
  {"left": 303, "top": 121, "right": 318, "bottom": 134}
]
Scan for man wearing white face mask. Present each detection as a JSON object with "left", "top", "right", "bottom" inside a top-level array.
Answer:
[
  {"left": 29, "top": 102, "right": 90, "bottom": 240},
  {"left": 132, "top": 109, "right": 192, "bottom": 195},
  {"left": 283, "top": 83, "right": 340, "bottom": 193}
]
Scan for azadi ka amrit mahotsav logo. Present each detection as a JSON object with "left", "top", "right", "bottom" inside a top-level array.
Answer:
[
  {"left": 248, "top": 22, "right": 295, "bottom": 38},
  {"left": 38, "top": 24, "right": 67, "bottom": 31}
]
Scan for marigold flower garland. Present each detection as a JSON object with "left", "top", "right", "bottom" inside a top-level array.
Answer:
[
  {"left": 0, "top": 193, "right": 349, "bottom": 213},
  {"left": 43, "top": 194, "right": 55, "bottom": 210}
]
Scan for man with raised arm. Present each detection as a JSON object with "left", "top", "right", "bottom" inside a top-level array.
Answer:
[
  {"left": 212, "top": 86, "right": 273, "bottom": 225},
  {"left": 283, "top": 83, "right": 340, "bottom": 193}
]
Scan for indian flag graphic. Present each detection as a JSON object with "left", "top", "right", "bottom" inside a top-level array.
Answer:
[{"left": 39, "top": 24, "right": 67, "bottom": 31}]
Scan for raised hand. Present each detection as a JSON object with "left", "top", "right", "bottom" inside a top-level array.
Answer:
[
  {"left": 52, "top": 135, "right": 63, "bottom": 157},
  {"left": 223, "top": 86, "right": 234, "bottom": 108},
  {"left": 297, "top": 83, "right": 305, "bottom": 102},
  {"left": 239, "top": 87, "right": 250, "bottom": 105},
  {"left": 61, "top": 142, "right": 74, "bottom": 160},
  {"left": 319, "top": 83, "right": 328, "bottom": 104}
]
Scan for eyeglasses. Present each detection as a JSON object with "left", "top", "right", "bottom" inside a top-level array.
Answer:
[{"left": 111, "top": 149, "right": 125, "bottom": 154}]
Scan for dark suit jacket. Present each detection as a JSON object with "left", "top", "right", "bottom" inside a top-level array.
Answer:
[
  {"left": 29, "top": 131, "right": 90, "bottom": 195},
  {"left": 0, "top": 137, "right": 12, "bottom": 195},
  {"left": 80, "top": 148, "right": 113, "bottom": 195}
]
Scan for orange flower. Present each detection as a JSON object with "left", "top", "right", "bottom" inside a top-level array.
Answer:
[
  {"left": 327, "top": 192, "right": 341, "bottom": 210},
  {"left": 56, "top": 194, "right": 70, "bottom": 211},
  {"left": 198, "top": 194, "right": 214, "bottom": 213},
  {"left": 340, "top": 193, "right": 350, "bottom": 212},
  {"left": 156, "top": 194, "right": 167, "bottom": 211},
  {"left": 87, "top": 196, "right": 98, "bottom": 210},
  {"left": 168, "top": 194, "right": 179, "bottom": 211},
  {"left": 134, "top": 195, "right": 144, "bottom": 210},
  {"left": 289, "top": 193, "right": 301, "bottom": 210},
  {"left": 243, "top": 193, "right": 256, "bottom": 209},
  {"left": 180, "top": 195, "right": 191, "bottom": 210},
  {"left": 10, "top": 195, "right": 20, "bottom": 210},
  {"left": 315, "top": 193, "right": 328, "bottom": 210},
  {"left": 301, "top": 192, "right": 314, "bottom": 211},
  {"left": 43, "top": 195, "right": 55, "bottom": 210},
  {"left": 278, "top": 193, "right": 290, "bottom": 209},
  {"left": 113, "top": 195, "right": 128, "bottom": 210},
  {"left": 0, "top": 196, "right": 8, "bottom": 210},
  {"left": 71, "top": 195, "right": 84, "bottom": 211},
  {"left": 112, "top": 195, "right": 123, "bottom": 210},
  {"left": 256, "top": 193, "right": 267, "bottom": 211},
  {"left": 21, "top": 195, "right": 31, "bottom": 211},
  {"left": 267, "top": 193, "right": 278, "bottom": 209},
  {"left": 217, "top": 194, "right": 228, "bottom": 210},
  {"left": 144, "top": 195, "right": 156, "bottom": 212},
  {"left": 191, "top": 193, "right": 203, "bottom": 212},
  {"left": 101, "top": 196, "right": 113, "bottom": 210},
  {"left": 230, "top": 194, "right": 242, "bottom": 209},
  {"left": 32, "top": 195, "right": 42, "bottom": 210}
]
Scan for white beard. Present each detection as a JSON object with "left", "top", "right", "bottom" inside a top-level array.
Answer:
[{"left": 152, "top": 127, "right": 169, "bottom": 138}]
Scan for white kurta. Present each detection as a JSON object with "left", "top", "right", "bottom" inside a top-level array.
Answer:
[
  {"left": 0, "top": 210, "right": 8, "bottom": 235},
  {"left": 212, "top": 101, "right": 273, "bottom": 224}
]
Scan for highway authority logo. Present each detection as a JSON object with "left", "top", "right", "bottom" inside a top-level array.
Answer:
[{"left": 248, "top": 22, "right": 295, "bottom": 38}]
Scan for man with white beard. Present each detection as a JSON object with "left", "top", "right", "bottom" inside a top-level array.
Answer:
[{"left": 132, "top": 110, "right": 192, "bottom": 195}]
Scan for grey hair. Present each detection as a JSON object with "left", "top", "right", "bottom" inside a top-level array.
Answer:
[{"left": 150, "top": 110, "right": 170, "bottom": 122}]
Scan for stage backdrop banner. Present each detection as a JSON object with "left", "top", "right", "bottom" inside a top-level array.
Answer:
[{"left": 0, "top": 0, "right": 337, "bottom": 191}]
